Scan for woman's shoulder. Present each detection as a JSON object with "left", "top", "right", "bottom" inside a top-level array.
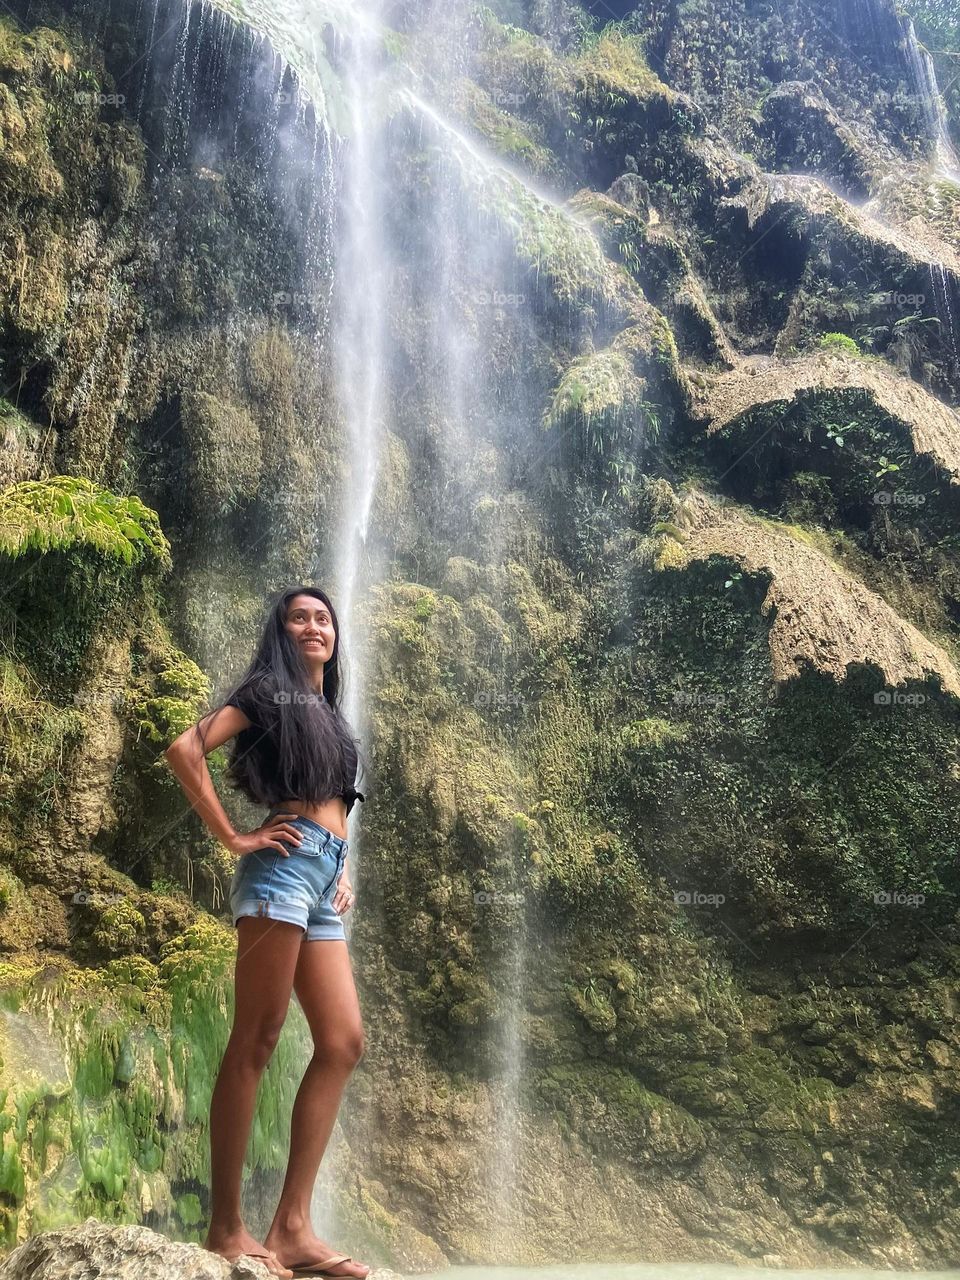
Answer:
[{"left": 225, "top": 673, "right": 278, "bottom": 727}]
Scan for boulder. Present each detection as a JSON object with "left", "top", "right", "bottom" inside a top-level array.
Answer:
[{"left": 0, "top": 1217, "right": 397, "bottom": 1280}]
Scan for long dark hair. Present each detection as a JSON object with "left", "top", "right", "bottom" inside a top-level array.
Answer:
[{"left": 200, "top": 585, "right": 367, "bottom": 808}]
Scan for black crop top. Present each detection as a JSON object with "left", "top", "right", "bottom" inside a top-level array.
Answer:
[
  {"left": 338, "top": 735, "right": 366, "bottom": 816},
  {"left": 225, "top": 692, "right": 366, "bottom": 817}
]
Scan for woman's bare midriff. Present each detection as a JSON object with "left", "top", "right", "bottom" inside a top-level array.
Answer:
[{"left": 273, "top": 798, "right": 348, "bottom": 841}]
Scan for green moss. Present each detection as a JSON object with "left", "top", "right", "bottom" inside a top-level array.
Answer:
[
  {"left": 818, "top": 332, "right": 860, "bottom": 355},
  {"left": 180, "top": 388, "right": 263, "bottom": 515},
  {"left": 0, "top": 1142, "right": 25, "bottom": 1208},
  {"left": 568, "top": 978, "right": 617, "bottom": 1032},
  {"left": 618, "top": 717, "right": 688, "bottom": 749},
  {"left": 0, "top": 916, "right": 319, "bottom": 1241},
  {"left": 748, "top": 510, "right": 823, "bottom": 549},
  {"left": 380, "top": 27, "right": 410, "bottom": 62},
  {"left": 454, "top": 77, "right": 557, "bottom": 177},
  {"left": 242, "top": 327, "right": 295, "bottom": 407},
  {"left": 537, "top": 1061, "right": 705, "bottom": 1165},
  {"left": 127, "top": 635, "right": 210, "bottom": 750},
  {"left": 542, "top": 327, "right": 665, "bottom": 482},
  {"left": 0, "top": 477, "right": 169, "bottom": 568},
  {"left": 430, "top": 122, "right": 628, "bottom": 314},
  {"left": 0, "top": 656, "right": 85, "bottom": 816},
  {"left": 0, "top": 480, "right": 171, "bottom": 691},
  {"left": 651, "top": 517, "right": 689, "bottom": 571},
  {"left": 91, "top": 901, "right": 147, "bottom": 960},
  {"left": 102, "top": 956, "right": 161, "bottom": 992},
  {"left": 572, "top": 27, "right": 668, "bottom": 100},
  {"left": 413, "top": 595, "right": 437, "bottom": 622},
  {"left": 175, "top": 1191, "right": 203, "bottom": 1226},
  {"left": 567, "top": 189, "right": 648, "bottom": 274},
  {"left": 543, "top": 349, "right": 640, "bottom": 431},
  {"left": 0, "top": 18, "right": 147, "bottom": 468},
  {"left": 651, "top": 314, "right": 682, "bottom": 376}
]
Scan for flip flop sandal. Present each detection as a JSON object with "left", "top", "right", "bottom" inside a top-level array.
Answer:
[
  {"left": 286, "top": 1254, "right": 367, "bottom": 1277},
  {"left": 229, "top": 1247, "right": 294, "bottom": 1277}
]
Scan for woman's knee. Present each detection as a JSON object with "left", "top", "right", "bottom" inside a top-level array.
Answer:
[
  {"left": 230, "top": 918, "right": 301, "bottom": 1070},
  {"left": 228, "top": 1019, "right": 287, "bottom": 1070},
  {"left": 313, "top": 1027, "right": 364, "bottom": 1069}
]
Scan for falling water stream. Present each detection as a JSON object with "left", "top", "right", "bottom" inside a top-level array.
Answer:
[
  {"left": 153, "top": 0, "right": 550, "bottom": 1249},
  {"left": 843, "top": 0, "right": 960, "bottom": 380},
  {"left": 321, "top": 14, "right": 387, "bottom": 1114},
  {"left": 845, "top": 0, "right": 959, "bottom": 182},
  {"left": 898, "top": 16, "right": 960, "bottom": 374},
  {"left": 902, "top": 17, "right": 960, "bottom": 182}
]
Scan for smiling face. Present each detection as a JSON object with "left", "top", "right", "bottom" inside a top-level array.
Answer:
[{"left": 284, "top": 593, "right": 336, "bottom": 676}]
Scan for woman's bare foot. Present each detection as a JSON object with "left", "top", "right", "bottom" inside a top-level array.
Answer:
[
  {"left": 264, "top": 1220, "right": 370, "bottom": 1278},
  {"left": 204, "top": 1228, "right": 295, "bottom": 1278}
]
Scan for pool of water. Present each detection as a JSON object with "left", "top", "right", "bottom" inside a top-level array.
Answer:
[{"left": 396, "top": 1267, "right": 960, "bottom": 1280}]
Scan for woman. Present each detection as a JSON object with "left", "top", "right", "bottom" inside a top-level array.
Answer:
[{"left": 165, "top": 586, "right": 371, "bottom": 1279}]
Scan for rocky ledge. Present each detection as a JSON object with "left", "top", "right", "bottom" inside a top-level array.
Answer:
[{"left": 0, "top": 1218, "right": 399, "bottom": 1280}]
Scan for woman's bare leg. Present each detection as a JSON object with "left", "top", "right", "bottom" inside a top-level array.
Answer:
[
  {"left": 264, "top": 939, "right": 368, "bottom": 1278},
  {"left": 203, "top": 916, "right": 304, "bottom": 1278}
]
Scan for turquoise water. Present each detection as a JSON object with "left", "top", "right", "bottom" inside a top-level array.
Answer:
[{"left": 405, "top": 1268, "right": 960, "bottom": 1280}]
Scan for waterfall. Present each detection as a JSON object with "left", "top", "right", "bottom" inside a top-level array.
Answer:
[
  {"left": 902, "top": 18, "right": 960, "bottom": 182},
  {"left": 170, "top": 0, "right": 540, "bottom": 1246},
  {"left": 840, "top": 0, "right": 959, "bottom": 182},
  {"left": 839, "top": 1, "right": 960, "bottom": 388},
  {"left": 391, "top": 32, "right": 530, "bottom": 1258},
  {"left": 324, "top": 12, "right": 386, "bottom": 1113},
  {"left": 126, "top": 0, "right": 545, "bottom": 1246},
  {"left": 929, "top": 263, "right": 960, "bottom": 379},
  {"left": 840, "top": 0, "right": 903, "bottom": 52}
]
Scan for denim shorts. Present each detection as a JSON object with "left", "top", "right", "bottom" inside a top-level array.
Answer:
[{"left": 229, "top": 808, "right": 349, "bottom": 942}]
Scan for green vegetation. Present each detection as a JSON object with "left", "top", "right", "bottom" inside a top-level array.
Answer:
[
  {"left": 0, "top": 477, "right": 170, "bottom": 567},
  {"left": 818, "top": 332, "right": 860, "bottom": 356}
]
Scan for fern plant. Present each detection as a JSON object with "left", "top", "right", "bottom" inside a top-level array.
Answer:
[{"left": 0, "top": 477, "right": 171, "bottom": 569}]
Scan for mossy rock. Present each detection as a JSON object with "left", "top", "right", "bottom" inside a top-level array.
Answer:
[
  {"left": 126, "top": 626, "right": 210, "bottom": 752},
  {"left": 0, "top": 477, "right": 169, "bottom": 568},
  {"left": 536, "top": 1061, "right": 706, "bottom": 1166},
  {"left": 180, "top": 388, "right": 263, "bottom": 514},
  {"left": 0, "top": 479, "right": 170, "bottom": 689}
]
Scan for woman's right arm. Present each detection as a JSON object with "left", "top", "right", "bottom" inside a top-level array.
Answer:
[
  {"left": 163, "top": 706, "right": 252, "bottom": 853},
  {"left": 164, "top": 706, "right": 304, "bottom": 859}
]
